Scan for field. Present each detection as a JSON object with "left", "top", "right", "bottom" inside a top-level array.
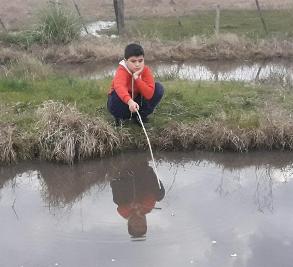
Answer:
[{"left": 1, "top": 0, "right": 293, "bottom": 29}]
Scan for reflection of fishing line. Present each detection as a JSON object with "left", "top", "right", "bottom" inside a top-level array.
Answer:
[
  {"left": 165, "top": 164, "right": 178, "bottom": 196},
  {"left": 136, "top": 111, "right": 161, "bottom": 189}
]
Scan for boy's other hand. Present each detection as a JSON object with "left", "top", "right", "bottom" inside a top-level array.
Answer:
[{"left": 128, "top": 99, "right": 139, "bottom": 113}]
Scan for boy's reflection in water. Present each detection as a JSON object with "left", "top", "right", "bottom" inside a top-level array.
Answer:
[{"left": 110, "top": 159, "right": 165, "bottom": 238}]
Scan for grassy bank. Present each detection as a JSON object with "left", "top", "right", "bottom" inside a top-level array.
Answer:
[
  {"left": 1, "top": 61, "right": 293, "bottom": 164},
  {"left": 1, "top": 34, "right": 293, "bottom": 66}
]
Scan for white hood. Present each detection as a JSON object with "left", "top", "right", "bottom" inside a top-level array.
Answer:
[{"left": 119, "top": 59, "right": 133, "bottom": 75}]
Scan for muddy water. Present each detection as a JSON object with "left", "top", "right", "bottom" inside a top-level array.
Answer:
[
  {"left": 55, "top": 59, "right": 293, "bottom": 83},
  {"left": 81, "top": 21, "right": 116, "bottom": 38},
  {"left": 1, "top": 151, "right": 293, "bottom": 267}
]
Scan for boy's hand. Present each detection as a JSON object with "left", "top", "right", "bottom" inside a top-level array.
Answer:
[
  {"left": 133, "top": 67, "right": 144, "bottom": 80},
  {"left": 127, "top": 99, "right": 139, "bottom": 113}
]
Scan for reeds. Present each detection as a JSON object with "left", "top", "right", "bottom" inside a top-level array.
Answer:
[
  {"left": 1, "top": 106, "right": 293, "bottom": 165},
  {"left": 155, "top": 117, "right": 293, "bottom": 152},
  {"left": 0, "top": 123, "right": 17, "bottom": 164}
]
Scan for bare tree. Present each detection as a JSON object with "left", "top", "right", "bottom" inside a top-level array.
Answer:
[
  {"left": 71, "top": 0, "right": 88, "bottom": 34},
  {"left": 214, "top": 5, "right": 220, "bottom": 37},
  {"left": 113, "top": 0, "right": 125, "bottom": 35},
  {"left": 169, "top": 0, "right": 182, "bottom": 27}
]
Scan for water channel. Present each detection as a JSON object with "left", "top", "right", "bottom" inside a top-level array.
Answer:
[
  {"left": 56, "top": 59, "right": 293, "bottom": 84},
  {"left": 1, "top": 151, "right": 293, "bottom": 267}
]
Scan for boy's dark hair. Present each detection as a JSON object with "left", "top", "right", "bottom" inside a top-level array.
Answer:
[
  {"left": 128, "top": 214, "right": 147, "bottom": 237},
  {"left": 124, "top": 43, "right": 144, "bottom": 60}
]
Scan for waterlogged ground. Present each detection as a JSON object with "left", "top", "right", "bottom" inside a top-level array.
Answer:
[
  {"left": 55, "top": 59, "right": 293, "bottom": 83},
  {"left": 1, "top": 151, "right": 293, "bottom": 267}
]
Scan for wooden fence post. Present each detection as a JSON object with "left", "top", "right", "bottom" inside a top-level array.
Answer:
[
  {"left": 169, "top": 0, "right": 182, "bottom": 27},
  {"left": 215, "top": 5, "right": 220, "bottom": 36},
  {"left": 255, "top": 0, "right": 268, "bottom": 35},
  {"left": 113, "top": 0, "right": 125, "bottom": 35},
  {"left": 72, "top": 0, "right": 89, "bottom": 34},
  {"left": 0, "top": 17, "right": 8, "bottom": 33}
]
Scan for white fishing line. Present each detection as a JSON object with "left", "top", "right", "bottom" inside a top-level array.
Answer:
[
  {"left": 136, "top": 111, "right": 161, "bottom": 189},
  {"left": 131, "top": 76, "right": 161, "bottom": 189}
]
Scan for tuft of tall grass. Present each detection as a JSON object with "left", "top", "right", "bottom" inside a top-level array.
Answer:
[
  {"left": 36, "top": 101, "right": 121, "bottom": 164},
  {"left": 33, "top": 3, "right": 82, "bottom": 44},
  {"left": 0, "top": 4, "right": 81, "bottom": 46},
  {"left": 0, "top": 47, "right": 27, "bottom": 65},
  {"left": 1, "top": 55, "right": 52, "bottom": 80}
]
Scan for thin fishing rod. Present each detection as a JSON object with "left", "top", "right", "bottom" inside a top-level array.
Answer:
[{"left": 131, "top": 76, "right": 161, "bottom": 189}]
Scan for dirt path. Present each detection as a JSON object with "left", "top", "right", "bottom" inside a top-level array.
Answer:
[{"left": 1, "top": 0, "right": 292, "bottom": 30}]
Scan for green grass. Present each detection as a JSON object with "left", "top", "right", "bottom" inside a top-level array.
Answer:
[
  {"left": 2, "top": 9, "right": 292, "bottom": 47},
  {"left": 0, "top": 76, "right": 111, "bottom": 131},
  {"left": 0, "top": 75, "right": 276, "bottom": 131},
  {"left": 0, "top": 77, "right": 109, "bottom": 113},
  {"left": 123, "top": 10, "right": 293, "bottom": 40},
  {"left": 152, "top": 80, "right": 264, "bottom": 128}
]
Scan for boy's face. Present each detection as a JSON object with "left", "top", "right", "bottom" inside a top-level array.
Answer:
[{"left": 125, "top": 55, "right": 144, "bottom": 73}]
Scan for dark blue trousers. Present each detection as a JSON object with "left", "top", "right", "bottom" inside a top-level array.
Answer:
[{"left": 107, "top": 82, "right": 164, "bottom": 120}]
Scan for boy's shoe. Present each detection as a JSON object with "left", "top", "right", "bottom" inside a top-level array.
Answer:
[
  {"left": 115, "top": 118, "right": 124, "bottom": 127},
  {"left": 132, "top": 115, "right": 149, "bottom": 127}
]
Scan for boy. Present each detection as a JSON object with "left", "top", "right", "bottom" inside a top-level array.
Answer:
[{"left": 107, "top": 43, "right": 164, "bottom": 126}]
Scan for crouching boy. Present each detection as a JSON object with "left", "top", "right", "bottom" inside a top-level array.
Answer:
[{"left": 107, "top": 43, "right": 164, "bottom": 126}]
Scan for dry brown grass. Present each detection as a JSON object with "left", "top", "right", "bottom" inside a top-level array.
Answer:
[
  {"left": 20, "top": 35, "right": 293, "bottom": 65},
  {"left": 1, "top": 108, "right": 293, "bottom": 164},
  {"left": 171, "top": 34, "right": 293, "bottom": 60},
  {"left": 36, "top": 101, "right": 123, "bottom": 164},
  {"left": 1, "top": 33, "right": 293, "bottom": 66},
  {"left": 37, "top": 37, "right": 123, "bottom": 63},
  {"left": 1, "top": 54, "right": 52, "bottom": 80},
  {"left": 0, "top": 123, "right": 17, "bottom": 164},
  {"left": 0, "top": 47, "right": 26, "bottom": 65},
  {"left": 0, "top": 122, "right": 36, "bottom": 164},
  {"left": 154, "top": 116, "right": 293, "bottom": 152}
]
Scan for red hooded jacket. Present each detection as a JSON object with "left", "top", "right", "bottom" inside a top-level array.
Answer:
[
  {"left": 117, "top": 195, "right": 156, "bottom": 219},
  {"left": 109, "top": 60, "right": 155, "bottom": 104}
]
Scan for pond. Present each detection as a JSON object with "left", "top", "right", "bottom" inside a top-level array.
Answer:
[{"left": 1, "top": 151, "right": 293, "bottom": 267}]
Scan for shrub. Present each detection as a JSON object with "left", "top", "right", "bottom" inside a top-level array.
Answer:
[
  {"left": 37, "top": 101, "right": 121, "bottom": 164},
  {"left": 34, "top": 3, "right": 82, "bottom": 44}
]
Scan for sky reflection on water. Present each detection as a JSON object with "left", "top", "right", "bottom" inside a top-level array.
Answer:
[{"left": 0, "top": 151, "right": 293, "bottom": 267}]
